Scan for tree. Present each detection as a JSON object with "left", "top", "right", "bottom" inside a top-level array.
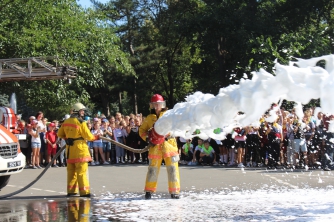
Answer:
[
  {"left": 0, "top": 0, "right": 133, "bottom": 120},
  {"left": 0, "top": 94, "right": 9, "bottom": 107},
  {"left": 94, "top": 0, "right": 202, "bottom": 113},
  {"left": 187, "top": 0, "right": 334, "bottom": 95}
]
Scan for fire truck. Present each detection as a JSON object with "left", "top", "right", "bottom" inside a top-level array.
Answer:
[
  {"left": 0, "top": 107, "right": 25, "bottom": 190},
  {"left": 0, "top": 57, "right": 76, "bottom": 190}
]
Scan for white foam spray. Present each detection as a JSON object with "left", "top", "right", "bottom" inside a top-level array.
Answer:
[{"left": 154, "top": 55, "right": 334, "bottom": 139}]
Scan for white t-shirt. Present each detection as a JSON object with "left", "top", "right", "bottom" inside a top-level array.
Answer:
[
  {"left": 37, "top": 120, "right": 46, "bottom": 131},
  {"left": 179, "top": 137, "right": 186, "bottom": 143},
  {"left": 114, "top": 128, "right": 124, "bottom": 138},
  {"left": 91, "top": 129, "right": 103, "bottom": 143},
  {"left": 31, "top": 129, "right": 41, "bottom": 143},
  {"left": 101, "top": 126, "right": 112, "bottom": 138},
  {"left": 194, "top": 145, "right": 204, "bottom": 151}
]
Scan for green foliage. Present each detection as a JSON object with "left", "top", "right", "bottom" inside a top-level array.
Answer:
[
  {"left": 0, "top": 0, "right": 133, "bottom": 119},
  {"left": 1, "top": 0, "right": 334, "bottom": 119},
  {"left": 0, "top": 94, "right": 9, "bottom": 107}
]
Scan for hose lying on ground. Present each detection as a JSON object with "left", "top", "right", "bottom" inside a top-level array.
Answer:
[
  {"left": 0, "top": 137, "right": 151, "bottom": 199},
  {"left": 0, "top": 145, "right": 66, "bottom": 199}
]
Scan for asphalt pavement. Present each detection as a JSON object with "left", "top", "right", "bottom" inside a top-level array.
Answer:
[{"left": 1, "top": 163, "right": 333, "bottom": 199}]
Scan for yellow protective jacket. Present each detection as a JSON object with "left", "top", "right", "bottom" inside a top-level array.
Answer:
[
  {"left": 57, "top": 117, "right": 95, "bottom": 164},
  {"left": 139, "top": 111, "right": 178, "bottom": 158}
]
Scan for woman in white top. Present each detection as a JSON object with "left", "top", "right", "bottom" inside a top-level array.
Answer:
[
  {"left": 29, "top": 120, "right": 42, "bottom": 169},
  {"left": 36, "top": 112, "right": 47, "bottom": 166}
]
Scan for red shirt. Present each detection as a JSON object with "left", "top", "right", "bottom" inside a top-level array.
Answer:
[{"left": 45, "top": 130, "right": 57, "bottom": 149}]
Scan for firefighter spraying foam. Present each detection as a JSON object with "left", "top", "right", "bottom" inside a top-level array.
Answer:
[
  {"left": 139, "top": 94, "right": 181, "bottom": 199},
  {"left": 57, "top": 102, "right": 98, "bottom": 198}
]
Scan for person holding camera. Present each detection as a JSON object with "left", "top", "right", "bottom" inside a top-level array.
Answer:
[
  {"left": 29, "top": 120, "right": 42, "bottom": 169},
  {"left": 101, "top": 119, "right": 113, "bottom": 163},
  {"left": 91, "top": 122, "right": 108, "bottom": 165}
]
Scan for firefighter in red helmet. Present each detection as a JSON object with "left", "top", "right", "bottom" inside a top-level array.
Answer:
[{"left": 139, "top": 94, "right": 181, "bottom": 199}]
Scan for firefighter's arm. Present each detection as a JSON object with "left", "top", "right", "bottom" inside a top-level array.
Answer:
[
  {"left": 139, "top": 117, "right": 151, "bottom": 142},
  {"left": 57, "top": 125, "right": 66, "bottom": 139},
  {"left": 81, "top": 122, "right": 96, "bottom": 141}
]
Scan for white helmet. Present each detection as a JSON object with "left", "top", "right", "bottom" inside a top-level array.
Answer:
[{"left": 71, "top": 102, "right": 86, "bottom": 112}]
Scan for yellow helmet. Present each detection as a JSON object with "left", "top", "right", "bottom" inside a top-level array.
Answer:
[{"left": 71, "top": 102, "right": 86, "bottom": 112}]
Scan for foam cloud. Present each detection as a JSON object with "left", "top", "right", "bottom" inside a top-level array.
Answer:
[{"left": 154, "top": 55, "right": 334, "bottom": 138}]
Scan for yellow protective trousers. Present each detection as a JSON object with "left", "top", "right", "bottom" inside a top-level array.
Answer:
[
  {"left": 68, "top": 199, "right": 90, "bottom": 222},
  {"left": 144, "top": 141, "right": 180, "bottom": 194},
  {"left": 67, "top": 162, "right": 90, "bottom": 195}
]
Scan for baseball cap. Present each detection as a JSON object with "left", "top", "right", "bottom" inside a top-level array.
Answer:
[{"left": 49, "top": 123, "right": 56, "bottom": 127}]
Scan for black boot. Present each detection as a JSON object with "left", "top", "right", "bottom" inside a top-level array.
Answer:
[
  {"left": 145, "top": 192, "right": 151, "bottom": 199},
  {"left": 171, "top": 194, "right": 180, "bottom": 199},
  {"left": 80, "top": 193, "right": 91, "bottom": 198},
  {"left": 66, "top": 193, "right": 77, "bottom": 197}
]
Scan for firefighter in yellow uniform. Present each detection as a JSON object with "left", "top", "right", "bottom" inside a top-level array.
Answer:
[
  {"left": 139, "top": 94, "right": 181, "bottom": 199},
  {"left": 67, "top": 199, "right": 90, "bottom": 222},
  {"left": 57, "top": 102, "right": 96, "bottom": 197}
]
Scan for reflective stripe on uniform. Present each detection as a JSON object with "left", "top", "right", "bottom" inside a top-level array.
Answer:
[
  {"left": 67, "top": 156, "right": 92, "bottom": 164},
  {"left": 62, "top": 123, "right": 80, "bottom": 129},
  {"left": 79, "top": 186, "right": 90, "bottom": 191},
  {"left": 68, "top": 185, "right": 79, "bottom": 190},
  {"left": 144, "top": 187, "right": 156, "bottom": 192}
]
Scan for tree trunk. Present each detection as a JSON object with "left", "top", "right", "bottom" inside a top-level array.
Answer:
[
  {"left": 217, "top": 37, "right": 228, "bottom": 87},
  {"left": 119, "top": 91, "right": 123, "bottom": 114},
  {"left": 101, "top": 90, "right": 110, "bottom": 117},
  {"left": 133, "top": 77, "right": 138, "bottom": 114}
]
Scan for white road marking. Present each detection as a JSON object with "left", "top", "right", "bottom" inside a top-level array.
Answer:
[
  {"left": 31, "top": 188, "right": 42, "bottom": 191},
  {"left": 265, "top": 174, "right": 299, "bottom": 189}
]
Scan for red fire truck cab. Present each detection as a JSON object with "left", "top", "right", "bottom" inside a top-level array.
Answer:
[{"left": 0, "top": 107, "right": 26, "bottom": 190}]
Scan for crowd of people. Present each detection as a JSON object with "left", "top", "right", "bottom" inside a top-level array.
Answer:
[
  {"left": 15, "top": 105, "right": 334, "bottom": 172},
  {"left": 16, "top": 111, "right": 148, "bottom": 169},
  {"left": 178, "top": 105, "right": 334, "bottom": 171}
]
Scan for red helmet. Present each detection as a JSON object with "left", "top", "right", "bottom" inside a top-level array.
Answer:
[
  {"left": 151, "top": 94, "right": 164, "bottom": 103},
  {"left": 150, "top": 94, "right": 166, "bottom": 109}
]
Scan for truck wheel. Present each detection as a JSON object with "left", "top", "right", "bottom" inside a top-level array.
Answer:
[{"left": 0, "top": 175, "right": 10, "bottom": 190}]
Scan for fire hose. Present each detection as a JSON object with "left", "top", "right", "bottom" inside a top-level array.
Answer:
[{"left": 0, "top": 137, "right": 151, "bottom": 199}]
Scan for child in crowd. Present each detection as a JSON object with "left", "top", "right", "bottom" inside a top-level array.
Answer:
[
  {"left": 233, "top": 127, "right": 247, "bottom": 168},
  {"left": 91, "top": 122, "right": 108, "bottom": 165},
  {"left": 193, "top": 138, "right": 204, "bottom": 164},
  {"left": 200, "top": 140, "right": 216, "bottom": 165},
  {"left": 29, "top": 120, "right": 42, "bottom": 169},
  {"left": 45, "top": 123, "right": 58, "bottom": 167},
  {"left": 181, "top": 139, "right": 194, "bottom": 165}
]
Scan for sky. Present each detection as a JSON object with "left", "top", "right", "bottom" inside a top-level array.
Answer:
[{"left": 77, "top": 0, "right": 109, "bottom": 8}]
